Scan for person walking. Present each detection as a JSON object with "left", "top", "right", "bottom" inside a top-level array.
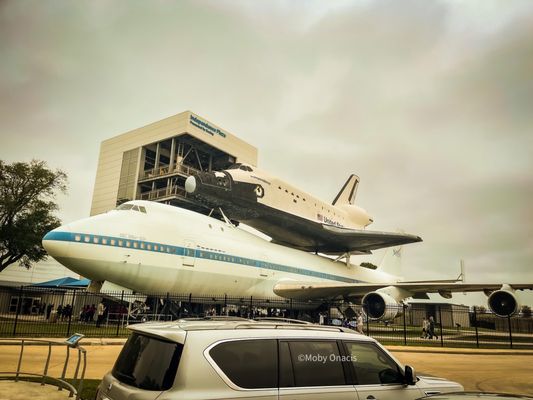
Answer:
[
  {"left": 421, "top": 318, "right": 428, "bottom": 338},
  {"left": 428, "top": 316, "right": 438, "bottom": 339}
]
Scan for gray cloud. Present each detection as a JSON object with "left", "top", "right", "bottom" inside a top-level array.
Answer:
[{"left": 1, "top": 0, "right": 532, "bottom": 304}]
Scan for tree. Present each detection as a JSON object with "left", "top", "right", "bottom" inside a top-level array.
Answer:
[
  {"left": 521, "top": 305, "right": 532, "bottom": 318},
  {"left": 0, "top": 160, "right": 67, "bottom": 273}
]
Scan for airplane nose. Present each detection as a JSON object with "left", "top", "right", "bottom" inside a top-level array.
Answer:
[
  {"left": 185, "top": 175, "right": 197, "bottom": 194},
  {"left": 42, "top": 225, "right": 71, "bottom": 259}
]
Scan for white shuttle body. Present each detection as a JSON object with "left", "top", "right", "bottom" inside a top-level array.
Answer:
[{"left": 185, "top": 164, "right": 422, "bottom": 254}]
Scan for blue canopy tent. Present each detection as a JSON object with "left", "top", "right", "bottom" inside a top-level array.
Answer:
[
  {"left": 31, "top": 277, "right": 90, "bottom": 289},
  {"left": 62, "top": 278, "right": 91, "bottom": 288}
]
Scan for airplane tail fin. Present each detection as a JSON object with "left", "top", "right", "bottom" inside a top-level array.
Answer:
[
  {"left": 377, "top": 245, "right": 403, "bottom": 278},
  {"left": 332, "top": 175, "right": 359, "bottom": 205}
]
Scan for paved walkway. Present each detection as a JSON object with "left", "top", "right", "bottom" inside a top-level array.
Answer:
[{"left": 0, "top": 381, "right": 74, "bottom": 400}]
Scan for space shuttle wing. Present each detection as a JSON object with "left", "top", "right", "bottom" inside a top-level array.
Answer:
[
  {"left": 319, "top": 225, "right": 422, "bottom": 253},
  {"left": 273, "top": 280, "right": 533, "bottom": 301}
]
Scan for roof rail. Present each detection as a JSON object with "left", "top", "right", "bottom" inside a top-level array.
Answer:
[
  {"left": 228, "top": 322, "right": 356, "bottom": 333},
  {"left": 254, "top": 317, "right": 312, "bottom": 325},
  {"left": 177, "top": 316, "right": 252, "bottom": 322}
]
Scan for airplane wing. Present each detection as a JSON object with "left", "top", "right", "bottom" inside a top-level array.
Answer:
[
  {"left": 273, "top": 280, "right": 533, "bottom": 300},
  {"left": 262, "top": 213, "right": 422, "bottom": 254},
  {"left": 318, "top": 225, "right": 422, "bottom": 253}
]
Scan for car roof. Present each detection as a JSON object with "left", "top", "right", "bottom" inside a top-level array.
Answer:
[{"left": 127, "top": 317, "right": 373, "bottom": 344}]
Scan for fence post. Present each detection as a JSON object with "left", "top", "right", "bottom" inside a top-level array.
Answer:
[
  {"left": 116, "top": 290, "right": 124, "bottom": 337},
  {"left": 366, "top": 313, "right": 370, "bottom": 336},
  {"left": 224, "top": 294, "right": 227, "bottom": 315},
  {"left": 250, "top": 296, "right": 253, "bottom": 318},
  {"left": 13, "top": 285, "right": 24, "bottom": 336},
  {"left": 166, "top": 292, "right": 170, "bottom": 321},
  {"left": 66, "top": 290, "right": 76, "bottom": 336},
  {"left": 508, "top": 315, "right": 513, "bottom": 349},
  {"left": 473, "top": 307, "right": 479, "bottom": 348},
  {"left": 438, "top": 306, "right": 444, "bottom": 347},
  {"left": 402, "top": 304, "right": 407, "bottom": 345}
]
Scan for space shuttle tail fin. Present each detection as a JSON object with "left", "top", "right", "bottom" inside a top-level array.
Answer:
[{"left": 332, "top": 175, "right": 359, "bottom": 205}]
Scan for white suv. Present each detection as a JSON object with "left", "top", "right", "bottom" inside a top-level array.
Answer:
[{"left": 96, "top": 317, "right": 463, "bottom": 400}]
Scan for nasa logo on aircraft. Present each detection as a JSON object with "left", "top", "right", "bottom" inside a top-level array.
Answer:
[{"left": 255, "top": 185, "right": 264, "bottom": 198}]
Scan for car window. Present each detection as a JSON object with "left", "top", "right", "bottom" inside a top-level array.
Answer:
[
  {"left": 343, "top": 342, "right": 403, "bottom": 385},
  {"left": 112, "top": 333, "right": 183, "bottom": 391},
  {"left": 210, "top": 339, "right": 277, "bottom": 389},
  {"left": 280, "top": 340, "right": 346, "bottom": 387}
]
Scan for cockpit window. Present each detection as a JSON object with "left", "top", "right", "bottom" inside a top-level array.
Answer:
[
  {"left": 228, "top": 163, "right": 253, "bottom": 172},
  {"left": 117, "top": 203, "right": 147, "bottom": 213}
]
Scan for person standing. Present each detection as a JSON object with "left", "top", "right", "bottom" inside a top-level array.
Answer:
[
  {"left": 46, "top": 303, "right": 53, "bottom": 320},
  {"left": 96, "top": 301, "right": 106, "bottom": 327},
  {"left": 356, "top": 313, "right": 364, "bottom": 334}
]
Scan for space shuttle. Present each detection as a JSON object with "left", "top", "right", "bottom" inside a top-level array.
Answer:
[{"left": 185, "top": 163, "right": 422, "bottom": 254}]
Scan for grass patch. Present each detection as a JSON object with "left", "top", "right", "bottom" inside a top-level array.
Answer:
[{"left": 66, "top": 378, "right": 101, "bottom": 400}]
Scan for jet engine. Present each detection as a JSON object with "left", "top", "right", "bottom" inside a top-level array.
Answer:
[
  {"left": 362, "top": 291, "right": 402, "bottom": 321},
  {"left": 487, "top": 286, "right": 519, "bottom": 317}
]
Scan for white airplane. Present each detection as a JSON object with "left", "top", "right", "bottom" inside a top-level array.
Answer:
[
  {"left": 43, "top": 200, "right": 531, "bottom": 320},
  {"left": 184, "top": 163, "right": 422, "bottom": 255}
]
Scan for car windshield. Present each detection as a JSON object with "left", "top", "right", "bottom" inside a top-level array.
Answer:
[{"left": 112, "top": 333, "right": 183, "bottom": 391}]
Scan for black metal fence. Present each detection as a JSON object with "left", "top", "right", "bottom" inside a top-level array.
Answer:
[{"left": 0, "top": 285, "right": 531, "bottom": 349}]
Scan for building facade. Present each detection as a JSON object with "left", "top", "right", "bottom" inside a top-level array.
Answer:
[{"left": 91, "top": 111, "right": 258, "bottom": 215}]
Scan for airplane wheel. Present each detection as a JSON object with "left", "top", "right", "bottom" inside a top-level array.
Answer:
[{"left": 255, "top": 185, "right": 264, "bottom": 198}]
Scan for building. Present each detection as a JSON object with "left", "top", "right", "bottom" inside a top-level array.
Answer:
[
  {"left": 407, "top": 301, "right": 471, "bottom": 328},
  {"left": 91, "top": 111, "right": 258, "bottom": 215}
]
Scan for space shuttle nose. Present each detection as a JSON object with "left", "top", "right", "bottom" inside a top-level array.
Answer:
[{"left": 185, "top": 176, "right": 197, "bottom": 194}]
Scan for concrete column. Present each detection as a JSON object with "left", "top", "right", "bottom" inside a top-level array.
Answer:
[
  {"left": 154, "top": 142, "right": 161, "bottom": 170},
  {"left": 169, "top": 137, "right": 176, "bottom": 171}
]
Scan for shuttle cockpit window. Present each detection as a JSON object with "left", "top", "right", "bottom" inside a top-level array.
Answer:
[
  {"left": 117, "top": 204, "right": 134, "bottom": 211},
  {"left": 228, "top": 163, "right": 253, "bottom": 172}
]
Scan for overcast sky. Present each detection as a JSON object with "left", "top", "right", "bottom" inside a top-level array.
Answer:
[{"left": 1, "top": 0, "right": 532, "bottom": 305}]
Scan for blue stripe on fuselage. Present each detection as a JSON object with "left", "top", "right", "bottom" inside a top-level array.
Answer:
[{"left": 44, "top": 231, "right": 362, "bottom": 284}]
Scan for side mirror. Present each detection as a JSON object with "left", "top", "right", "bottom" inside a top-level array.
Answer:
[{"left": 404, "top": 365, "right": 417, "bottom": 385}]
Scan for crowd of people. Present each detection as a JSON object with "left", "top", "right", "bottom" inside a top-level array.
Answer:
[{"left": 42, "top": 301, "right": 107, "bottom": 327}]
